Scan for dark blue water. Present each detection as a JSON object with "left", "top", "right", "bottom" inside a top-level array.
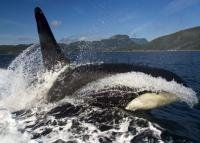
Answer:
[
  {"left": 1, "top": 51, "right": 200, "bottom": 142},
  {"left": 0, "top": 54, "right": 16, "bottom": 68}
]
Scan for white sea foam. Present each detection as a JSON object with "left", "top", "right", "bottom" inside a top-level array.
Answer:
[
  {"left": 0, "top": 44, "right": 70, "bottom": 112},
  {"left": 32, "top": 115, "right": 163, "bottom": 143},
  {"left": 0, "top": 45, "right": 43, "bottom": 143},
  {"left": 0, "top": 109, "right": 37, "bottom": 143},
  {"left": 0, "top": 44, "right": 70, "bottom": 143},
  {"left": 77, "top": 72, "right": 198, "bottom": 107}
]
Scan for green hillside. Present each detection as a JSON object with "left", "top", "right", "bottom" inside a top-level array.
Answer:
[
  {"left": 63, "top": 35, "right": 141, "bottom": 54},
  {"left": 63, "top": 27, "right": 200, "bottom": 52},
  {"left": 146, "top": 26, "right": 200, "bottom": 50},
  {"left": 1, "top": 26, "right": 200, "bottom": 55},
  {"left": 0, "top": 44, "right": 31, "bottom": 55}
]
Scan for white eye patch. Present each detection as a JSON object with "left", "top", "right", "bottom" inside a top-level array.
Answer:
[{"left": 125, "top": 92, "right": 177, "bottom": 111}]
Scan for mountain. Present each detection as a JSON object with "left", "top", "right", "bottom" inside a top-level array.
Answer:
[
  {"left": 1, "top": 26, "right": 200, "bottom": 55},
  {"left": 130, "top": 38, "right": 148, "bottom": 45},
  {"left": 146, "top": 26, "right": 200, "bottom": 50},
  {"left": 63, "top": 34, "right": 141, "bottom": 53},
  {"left": 0, "top": 44, "right": 31, "bottom": 55},
  {"left": 64, "top": 27, "right": 200, "bottom": 52}
]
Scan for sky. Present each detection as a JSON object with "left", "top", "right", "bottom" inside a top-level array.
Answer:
[{"left": 0, "top": 0, "right": 200, "bottom": 45}]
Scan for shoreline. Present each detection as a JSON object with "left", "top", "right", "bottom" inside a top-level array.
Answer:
[{"left": 0, "top": 50, "right": 200, "bottom": 55}]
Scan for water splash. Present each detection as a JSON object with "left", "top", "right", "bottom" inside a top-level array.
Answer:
[
  {"left": 77, "top": 72, "right": 198, "bottom": 107},
  {"left": 0, "top": 109, "right": 35, "bottom": 143},
  {"left": 0, "top": 44, "right": 68, "bottom": 111},
  {"left": 0, "top": 44, "right": 70, "bottom": 143}
]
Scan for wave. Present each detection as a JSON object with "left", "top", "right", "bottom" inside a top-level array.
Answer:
[
  {"left": 77, "top": 72, "right": 198, "bottom": 107},
  {"left": 0, "top": 44, "right": 68, "bottom": 111},
  {"left": 0, "top": 109, "right": 34, "bottom": 143}
]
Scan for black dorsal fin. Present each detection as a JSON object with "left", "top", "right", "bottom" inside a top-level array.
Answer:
[{"left": 34, "top": 7, "right": 69, "bottom": 70}]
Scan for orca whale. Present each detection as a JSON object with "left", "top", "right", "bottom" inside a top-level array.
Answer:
[{"left": 34, "top": 7, "right": 188, "bottom": 111}]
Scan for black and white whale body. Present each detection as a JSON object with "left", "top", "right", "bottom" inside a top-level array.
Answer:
[{"left": 34, "top": 7, "right": 187, "bottom": 111}]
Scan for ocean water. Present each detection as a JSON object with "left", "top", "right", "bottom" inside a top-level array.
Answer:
[{"left": 0, "top": 46, "right": 199, "bottom": 143}]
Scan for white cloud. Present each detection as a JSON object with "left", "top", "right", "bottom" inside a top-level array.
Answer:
[
  {"left": 50, "top": 20, "right": 62, "bottom": 28},
  {"left": 129, "top": 23, "right": 152, "bottom": 37},
  {"left": 60, "top": 36, "right": 87, "bottom": 44},
  {"left": 78, "top": 37, "right": 87, "bottom": 41},
  {"left": 60, "top": 37, "right": 75, "bottom": 44},
  {"left": 165, "top": 0, "right": 200, "bottom": 15}
]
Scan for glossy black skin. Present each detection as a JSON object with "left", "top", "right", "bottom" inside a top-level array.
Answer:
[
  {"left": 47, "top": 63, "right": 186, "bottom": 104},
  {"left": 35, "top": 7, "right": 69, "bottom": 70}
]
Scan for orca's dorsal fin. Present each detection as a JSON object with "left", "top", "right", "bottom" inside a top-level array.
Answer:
[{"left": 34, "top": 7, "right": 69, "bottom": 70}]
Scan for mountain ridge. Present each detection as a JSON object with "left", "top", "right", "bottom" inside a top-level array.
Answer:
[
  {"left": 146, "top": 26, "right": 200, "bottom": 50},
  {"left": 0, "top": 26, "right": 200, "bottom": 55}
]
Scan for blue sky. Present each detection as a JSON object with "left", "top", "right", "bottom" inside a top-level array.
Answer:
[{"left": 0, "top": 0, "right": 200, "bottom": 45}]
